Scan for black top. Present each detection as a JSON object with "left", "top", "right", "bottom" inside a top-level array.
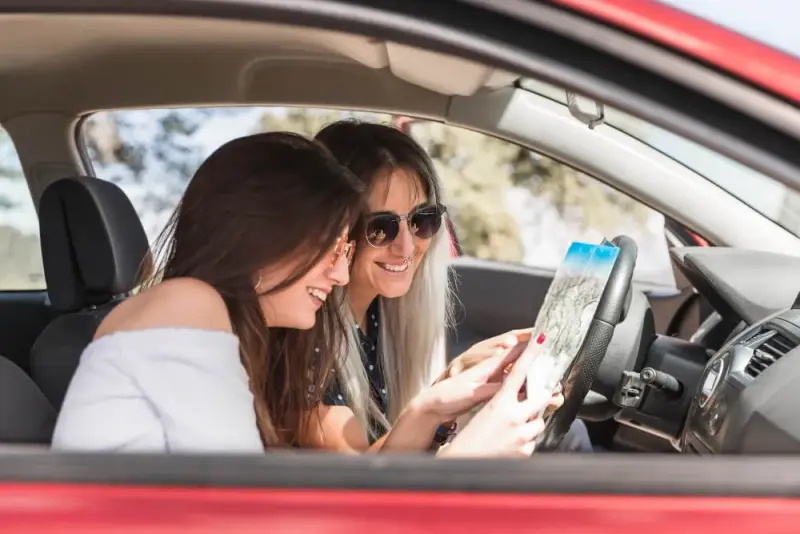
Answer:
[{"left": 323, "top": 299, "right": 388, "bottom": 439}]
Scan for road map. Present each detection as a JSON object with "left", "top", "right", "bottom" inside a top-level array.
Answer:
[{"left": 524, "top": 241, "right": 620, "bottom": 403}]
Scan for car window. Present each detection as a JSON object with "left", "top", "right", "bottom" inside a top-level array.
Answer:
[
  {"left": 0, "top": 127, "right": 45, "bottom": 290},
  {"left": 81, "top": 107, "right": 675, "bottom": 289},
  {"left": 406, "top": 120, "right": 676, "bottom": 289},
  {"left": 82, "top": 107, "right": 391, "bottom": 244},
  {"left": 520, "top": 78, "right": 800, "bottom": 239}
]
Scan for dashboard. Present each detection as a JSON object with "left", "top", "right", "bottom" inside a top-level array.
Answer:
[
  {"left": 682, "top": 310, "right": 800, "bottom": 453},
  {"left": 674, "top": 247, "right": 800, "bottom": 454},
  {"left": 605, "top": 246, "right": 800, "bottom": 454}
]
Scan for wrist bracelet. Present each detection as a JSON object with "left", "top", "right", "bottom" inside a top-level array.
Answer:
[{"left": 430, "top": 420, "right": 458, "bottom": 450}]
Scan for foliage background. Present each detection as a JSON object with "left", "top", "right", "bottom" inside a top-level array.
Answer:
[{"left": 0, "top": 107, "right": 675, "bottom": 290}]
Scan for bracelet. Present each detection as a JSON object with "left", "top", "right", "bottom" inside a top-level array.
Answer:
[{"left": 430, "top": 420, "right": 458, "bottom": 450}]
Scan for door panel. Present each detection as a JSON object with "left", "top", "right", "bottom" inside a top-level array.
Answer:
[
  {"left": 447, "top": 257, "right": 686, "bottom": 362},
  {"left": 447, "top": 257, "right": 551, "bottom": 361},
  {"left": 0, "top": 291, "right": 55, "bottom": 373}
]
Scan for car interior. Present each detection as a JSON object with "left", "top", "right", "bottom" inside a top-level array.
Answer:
[{"left": 3, "top": 12, "right": 800, "bottom": 457}]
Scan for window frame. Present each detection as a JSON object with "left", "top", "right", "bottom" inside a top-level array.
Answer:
[
  {"left": 399, "top": 116, "right": 683, "bottom": 289},
  {"left": 73, "top": 106, "right": 708, "bottom": 289}
]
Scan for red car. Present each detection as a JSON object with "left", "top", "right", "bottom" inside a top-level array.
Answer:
[{"left": 1, "top": 0, "right": 800, "bottom": 531}]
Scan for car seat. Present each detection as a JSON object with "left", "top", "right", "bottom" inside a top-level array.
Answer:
[{"left": 29, "top": 176, "right": 151, "bottom": 410}]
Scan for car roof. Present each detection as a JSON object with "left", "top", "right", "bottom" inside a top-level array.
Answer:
[
  {"left": 0, "top": 14, "right": 514, "bottom": 120},
  {"left": 552, "top": 0, "right": 800, "bottom": 104}
]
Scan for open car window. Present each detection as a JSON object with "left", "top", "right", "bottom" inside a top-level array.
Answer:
[
  {"left": 403, "top": 120, "right": 676, "bottom": 289},
  {"left": 520, "top": 78, "right": 800, "bottom": 237},
  {"left": 0, "top": 126, "right": 44, "bottom": 290},
  {"left": 80, "top": 106, "right": 675, "bottom": 289}
]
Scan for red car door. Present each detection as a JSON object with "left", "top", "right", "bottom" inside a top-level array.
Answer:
[{"left": 1, "top": 1, "right": 799, "bottom": 532}]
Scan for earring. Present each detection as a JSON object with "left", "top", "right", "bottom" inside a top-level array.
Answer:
[{"left": 254, "top": 272, "right": 262, "bottom": 291}]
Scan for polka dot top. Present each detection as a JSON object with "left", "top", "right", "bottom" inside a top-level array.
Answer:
[{"left": 322, "top": 299, "right": 387, "bottom": 438}]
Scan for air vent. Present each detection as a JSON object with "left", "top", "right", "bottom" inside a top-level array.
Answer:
[{"left": 745, "top": 330, "right": 797, "bottom": 378}]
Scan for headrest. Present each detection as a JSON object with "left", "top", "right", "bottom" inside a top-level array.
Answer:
[{"left": 39, "top": 176, "right": 151, "bottom": 312}]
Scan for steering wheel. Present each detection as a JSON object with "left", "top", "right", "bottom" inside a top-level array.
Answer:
[{"left": 536, "top": 235, "right": 638, "bottom": 451}]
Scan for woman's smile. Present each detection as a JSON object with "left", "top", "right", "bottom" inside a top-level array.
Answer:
[
  {"left": 376, "top": 259, "right": 411, "bottom": 273},
  {"left": 307, "top": 286, "right": 329, "bottom": 307}
]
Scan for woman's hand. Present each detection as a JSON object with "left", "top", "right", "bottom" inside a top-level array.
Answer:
[
  {"left": 544, "top": 383, "right": 564, "bottom": 416},
  {"left": 410, "top": 340, "right": 528, "bottom": 423},
  {"left": 438, "top": 341, "right": 555, "bottom": 458},
  {"left": 436, "top": 329, "right": 533, "bottom": 384}
]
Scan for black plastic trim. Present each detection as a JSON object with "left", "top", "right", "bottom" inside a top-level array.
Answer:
[{"left": 3, "top": 451, "right": 800, "bottom": 496}]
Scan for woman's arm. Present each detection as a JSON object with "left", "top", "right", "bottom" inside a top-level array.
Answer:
[
  {"left": 305, "top": 330, "right": 534, "bottom": 453},
  {"left": 304, "top": 398, "right": 441, "bottom": 453}
]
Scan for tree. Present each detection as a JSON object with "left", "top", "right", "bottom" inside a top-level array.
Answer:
[
  {"left": 82, "top": 108, "right": 233, "bottom": 239},
  {"left": 410, "top": 122, "right": 524, "bottom": 262},
  {"left": 0, "top": 127, "right": 22, "bottom": 210},
  {"left": 0, "top": 107, "right": 658, "bottom": 290},
  {"left": 257, "top": 107, "right": 392, "bottom": 137}
]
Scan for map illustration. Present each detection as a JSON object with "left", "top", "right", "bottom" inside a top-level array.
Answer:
[{"left": 524, "top": 241, "right": 620, "bottom": 401}]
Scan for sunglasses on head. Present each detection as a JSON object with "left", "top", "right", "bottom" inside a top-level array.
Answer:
[{"left": 365, "top": 203, "right": 447, "bottom": 248}]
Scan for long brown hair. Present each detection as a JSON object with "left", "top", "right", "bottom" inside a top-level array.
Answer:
[{"left": 140, "top": 132, "right": 364, "bottom": 447}]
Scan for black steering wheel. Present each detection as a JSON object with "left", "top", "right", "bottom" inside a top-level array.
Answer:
[{"left": 537, "top": 235, "right": 638, "bottom": 451}]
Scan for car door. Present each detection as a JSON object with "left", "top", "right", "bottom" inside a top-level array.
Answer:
[
  {"left": 4, "top": 0, "right": 800, "bottom": 530},
  {"left": 445, "top": 254, "right": 703, "bottom": 360}
]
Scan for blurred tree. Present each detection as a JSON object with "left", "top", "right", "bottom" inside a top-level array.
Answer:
[
  {"left": 0, "top": 127, "right": 22, "bottom": 211},
  {"left": 408, "top": 121, "right": 648, "bottom": 261},
  {"left": 84, "top": 109, "right": 208, "bottom": 187},
  {"left": 78, "top": 108, "right": 650, "bottom": 269},
  {"left": 0, "top": 226, "right": 44, "bottom": 289},
  {"left": 257, "top": 107, "right": 392, "bottom": 137},
  {"left": 0, "top": 128, "right": 23, "bottom": 181},
  {"left": 503, "top": 147, "right": 649, "bottom": 231},
  {"left": 410, "top": 122, "right": 524, "bottom": 262}
]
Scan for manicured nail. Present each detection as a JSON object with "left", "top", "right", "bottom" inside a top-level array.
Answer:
[{"left": 536, "top": 333, "right": 546, "bottom": 345}]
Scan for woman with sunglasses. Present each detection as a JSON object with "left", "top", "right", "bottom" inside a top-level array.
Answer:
[
  {"left": 53, "top": 132, "right": 365, "bottom": 452},
  {"left": 310, "top": 120, "right": 591, "bottom": 457}
]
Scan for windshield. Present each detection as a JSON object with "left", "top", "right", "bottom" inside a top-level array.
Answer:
[
  {"left": 658, "top": 0, "right": 800, "bottom": 58},
  {"left": 520, "top": 78, "right": 800, "bottom": 236}
]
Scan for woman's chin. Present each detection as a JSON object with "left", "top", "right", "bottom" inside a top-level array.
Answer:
[
  {"left": 284, "top": 312, "right": 318, "bottom": 330},
  {"left": 377, "top": 279, "right": 414, "bottom": 299}
]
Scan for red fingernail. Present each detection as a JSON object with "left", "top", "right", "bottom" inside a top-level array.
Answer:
[{"left": 536, "top": 333, "right": 546, "bottom": 345}]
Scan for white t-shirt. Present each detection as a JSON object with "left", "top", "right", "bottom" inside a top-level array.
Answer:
[{"left": 51, "top": 328, "right": 264, "bottom": 453}]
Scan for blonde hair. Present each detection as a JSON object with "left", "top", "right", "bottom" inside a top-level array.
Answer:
[
  {"left": 315, "top": 118, "right": 455, "bottom": 440},
  {"left": 333, "top": 225, "right": 454, "bottom": 436}
]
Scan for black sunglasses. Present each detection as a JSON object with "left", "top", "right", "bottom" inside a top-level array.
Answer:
[{"left": 365, "top": 203, "right": 447, "bottom": 248}]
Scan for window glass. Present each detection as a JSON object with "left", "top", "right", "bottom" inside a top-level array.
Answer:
[
  {"left": 82, "top": 107, "right": 675, "bottom": 288},
  {"left": 520, "top": 78, "right": 800, "bottom": 238},
  {"left": 82, "top": 108, "right": 390, "bottom": 243},
  {"left": 407, "top": 120, "right": 676, "bottom": 288},
  {"left": 0, "top": 127, "right": 44, "bottom": 290}
]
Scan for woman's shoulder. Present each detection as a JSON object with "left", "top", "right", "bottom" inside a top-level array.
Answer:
[{"left": 95, "top": 277, "right": 235, "bottom": 339}]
